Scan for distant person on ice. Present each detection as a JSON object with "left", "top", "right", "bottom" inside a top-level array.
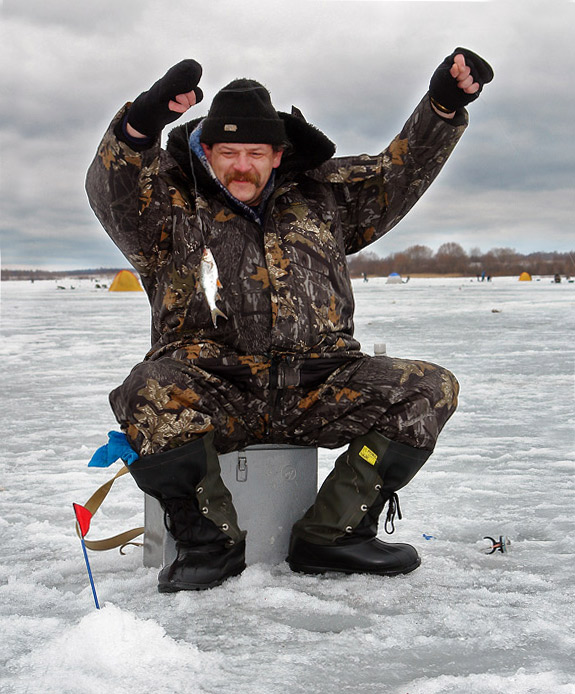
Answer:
[{"left": 86, "top": 48, "right": 493, "bottom": 592}]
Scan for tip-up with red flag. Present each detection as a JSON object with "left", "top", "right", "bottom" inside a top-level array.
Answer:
[
  {"left": 73, "top": 503, "right": 93, "bottom": 538},
  {"left": 72, "top": 503, "right": 100, "bottom": 609}
]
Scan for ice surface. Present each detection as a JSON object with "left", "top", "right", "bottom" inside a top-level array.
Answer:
[{"left": 1, "top": 276, "right": 574, "bottom": 694}]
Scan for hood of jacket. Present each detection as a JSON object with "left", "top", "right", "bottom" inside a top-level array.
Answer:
[{"left": 165, "top": 106, "right": 336, "bottom": 193}]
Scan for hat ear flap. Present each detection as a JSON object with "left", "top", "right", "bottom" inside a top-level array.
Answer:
[
  {"left": 291, "top": 106, "right": 306, "bottom": 121},
  {"left": 279, "top": 110, "right": 336, "bottom": 171}
]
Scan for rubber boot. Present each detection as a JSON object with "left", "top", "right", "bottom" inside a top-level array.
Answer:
[
  {"left": 288, "top": 430, "right": 431, "bottom": 576},
  {"left": 128, "top": 431, "right": 246, "bottom": 592}
]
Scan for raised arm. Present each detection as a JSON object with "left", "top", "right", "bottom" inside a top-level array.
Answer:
[
  {"left": 317, "top": 47, "right": 493, "bottom": 254},
  {"left": 85, "top": 60, "right": 204, "bottom": 274}
]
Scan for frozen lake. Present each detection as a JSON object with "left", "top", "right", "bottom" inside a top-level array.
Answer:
[{"left": 1, "top": 275, "right": 574, "bottom": 694}]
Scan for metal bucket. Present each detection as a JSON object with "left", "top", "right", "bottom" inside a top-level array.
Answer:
[{"left": 143, "top": 444, "right": 318, "bottom": 567}]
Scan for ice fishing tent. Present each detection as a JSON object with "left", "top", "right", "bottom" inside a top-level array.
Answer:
[
  {"left": 109, "top": 269, "right": 143, "bottom": 292},
  {"left": 386, "top": 272, "right": 403, "bottom": 284},
  {"left": 518, "top": 271, "right": 532, "bottom": 282}
]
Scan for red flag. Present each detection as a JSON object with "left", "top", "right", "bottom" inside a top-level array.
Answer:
[{"left": 73, "top": 503, "right": 93, "bottom": 538}]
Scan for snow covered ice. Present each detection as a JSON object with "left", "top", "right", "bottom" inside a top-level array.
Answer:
[{"left": 1, "top": 275, "right": 574, "bottom": 694}]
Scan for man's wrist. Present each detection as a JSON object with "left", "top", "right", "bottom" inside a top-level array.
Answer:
[
  {"left": 114, "top": 114, "right": 155, "bottom": 151},
  {"left": 126, "top": 121, "right": 150, "bottom": 139},
  {"left": 429, "top": 95, "right": 456, "bottom": 119}
]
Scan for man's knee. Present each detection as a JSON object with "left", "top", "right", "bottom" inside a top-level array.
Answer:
[
  {"left": 367, "top": 357, "right": 459, "bottom": 449},
  {"left": 432, "top": 364, "right": 459, "bottom": 413},
  {"left": 108, "top": 360, "right": 213, "bottom": 456}
]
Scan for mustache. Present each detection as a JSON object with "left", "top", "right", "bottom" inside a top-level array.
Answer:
[{"left": 224, "top": 171, "right": 261, "bottom": 187}]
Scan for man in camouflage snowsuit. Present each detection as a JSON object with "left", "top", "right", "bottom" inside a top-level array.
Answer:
[{"left": 86, "top": 48, "right": 493, "bottom": 592}]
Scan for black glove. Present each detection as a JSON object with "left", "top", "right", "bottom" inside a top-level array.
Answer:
[
  {"left": 429, "top": 47, "right": 494, "bottom": 112},
  {"left": 127, "top": 59, "right": 204, "bottom": 137}
]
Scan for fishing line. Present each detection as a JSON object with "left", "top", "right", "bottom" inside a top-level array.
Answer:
[
  {"left": 184, "top": 121, "right": 227, "bottom": 324},
  {"left": 185, "top": 121, "right": 207, "bottom": 249}
]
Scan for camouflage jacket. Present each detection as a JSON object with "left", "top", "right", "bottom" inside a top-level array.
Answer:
[{"left": 86, "top": 96, "right": 467, "bottom": 365}]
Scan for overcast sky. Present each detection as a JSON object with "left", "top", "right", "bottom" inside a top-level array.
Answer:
[{"left": 1, "top": 0, "right": 574, "bottom": 270}]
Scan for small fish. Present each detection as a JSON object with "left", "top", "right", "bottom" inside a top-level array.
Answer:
[{"left": 199, "top": 247, "right": 227, "bottom": 327}]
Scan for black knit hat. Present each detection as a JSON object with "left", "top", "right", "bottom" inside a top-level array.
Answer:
[{"left": 200, "top": 78, "right": 286, "bottom": 145}]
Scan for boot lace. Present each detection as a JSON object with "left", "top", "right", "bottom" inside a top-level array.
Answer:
[
  {"left": 384, "top": 492, "right": 402, "bottom": 535},
  {"left": 163, "top": 497, "right": 228, "bottom": 546},
  {"left": 163, "top": 498, "right": 197, "bottom": 543}
]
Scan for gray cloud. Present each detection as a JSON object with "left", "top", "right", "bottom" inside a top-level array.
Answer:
[
  {"left": 2, "top": 0, "right": 144, "bottom": 35},
  {"left": 2, "top": 0, "right": 574, "bottom": 269}
]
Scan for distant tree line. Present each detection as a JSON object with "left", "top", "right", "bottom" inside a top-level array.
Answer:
[
  {"left": 1, "top": 268, "right": 126, "bottom": 281},
  {"left": 347, "top": 244, "right": 575, "bottom": 278},
  {"left": 2, "top": 245, "right": 574, "bottom": 281}
]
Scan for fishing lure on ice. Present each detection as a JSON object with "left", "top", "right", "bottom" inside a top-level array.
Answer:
[
  {"left": 200, "top": 247, "right": 227, "bottom": 327},
  {"left": 484, "top": 535, "right": 511, "bottom": 554}
]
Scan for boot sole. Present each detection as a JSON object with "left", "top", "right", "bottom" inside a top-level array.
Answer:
[
  {"left": 158, "top": 563, "right": 246, "bottom": 593},
  {"left": 288, "top": 556, "right": 421, "bottom": 577}
]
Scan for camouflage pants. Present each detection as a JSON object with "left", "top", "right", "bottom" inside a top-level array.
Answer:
[{"left": 109, "top": 353, "right": 459, "bottom": 457}]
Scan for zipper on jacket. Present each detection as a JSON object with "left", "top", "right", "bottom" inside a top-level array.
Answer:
[
  {"left": 266, "top": 354, "right": 281, "bottom": 439},
  {"left": 269, "top": 354, "right": 279, "bottom": 389}
]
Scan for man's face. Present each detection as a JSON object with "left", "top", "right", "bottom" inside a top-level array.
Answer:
[{"left": 201, "top": 142, "right": 283, "bottom": 206}]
